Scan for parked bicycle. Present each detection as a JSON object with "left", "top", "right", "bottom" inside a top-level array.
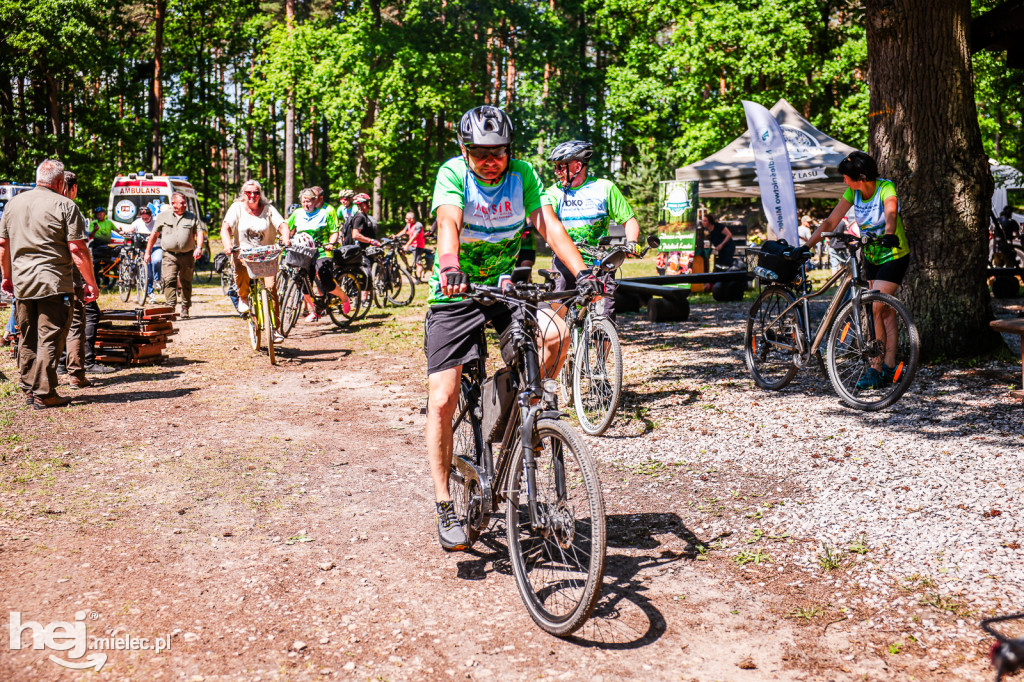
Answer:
[
  {"left": 448, "top": 266, "right": 608, "bottom": 636},
  {"left": 366, "top": 237, "right": 416, "bottom": 308},
  {"left": 744, "top": 232, "right": 920, "bottom": 411},
  {"left": 95, "top": 234, "right": 149, "bottom": 305},
  {"left": 236, "top": 244, "right": 282, "bottom": 365},
  {"left": 555, "top": 234, "right": 659, "bottom": 435},
  {"left": 982, "top": 611, "right": 1024, "bottom": 681},
  {"left": 277, "top": 240, "right": 362, "bottom": 336}
]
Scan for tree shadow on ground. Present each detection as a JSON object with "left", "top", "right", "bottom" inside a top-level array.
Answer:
[
  {"left": 87, "top": 370, "right": 185, "bottom": 388},
  {"left": 274, "top": 347, "right": 353, "bottom": 362},
  {"left": 82, "top": 387, "right": 199, "bottom": 404},
  {"left": 452, "top": 511, "right": 724, "bottom": 651}
]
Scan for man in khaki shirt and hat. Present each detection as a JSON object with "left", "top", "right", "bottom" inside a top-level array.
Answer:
[
  {"left": 146, "top": 192, "right": 204, "bottom": 319},
  {"left": 0, "top": 159, "right": 99, "bottom": 408}
]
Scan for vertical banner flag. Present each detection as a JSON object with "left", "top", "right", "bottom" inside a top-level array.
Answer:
[{"left": 742, "top": 100, "right": 798, "bottom": 246}]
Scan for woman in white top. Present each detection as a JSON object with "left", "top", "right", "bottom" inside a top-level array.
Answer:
[
  {"left": 123, "top": 205, "right": 161, "bottom": 293},
  {"left": 221, "top": 180, "right": 291, "bottom": 338}
]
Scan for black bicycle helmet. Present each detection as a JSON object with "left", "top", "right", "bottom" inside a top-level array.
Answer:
[
  {"left": 547, "top": 140, "right": 594, "bottom": 164},
  {"left": 458, "top": 106, "right": 514, "bottom": 147}
]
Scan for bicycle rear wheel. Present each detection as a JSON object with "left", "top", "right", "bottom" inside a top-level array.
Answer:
[
  {"left": 326, "top": 272, "right": 361, "bottom": 327},
  {"left": 386, "top": 265, "right": 416, "bottom": 306},
  {"left": 118, "top": 258, "right": 132, "bottom": 302},
  {"left": 826, "top": 291, "right": 919, "bottom": 411},
  {"left": 262, "top": 288, "right": 275, "bottom": 365},
  {"left": 744, "top": 285, "right": 800, "bottom": 390},
  {"left": 280, "top": 278, "right": 303, "bottom": 337},
  {"left": 506, "top": 419, "right": 606, "bottom": 636},
  {"left": 572, "top": 317, "right": 622, "bottom": 436},
  {"left": 448, "top": 378, "right": 487, "bottom": 547}
]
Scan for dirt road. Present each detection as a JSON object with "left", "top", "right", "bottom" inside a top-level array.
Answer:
[{"left": 0, "top": 286, "right": 1000, "bottom": 680}]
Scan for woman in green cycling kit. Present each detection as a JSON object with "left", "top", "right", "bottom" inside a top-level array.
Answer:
[{"left": 805, "top": 151, "right": 910, "bottom": 390}]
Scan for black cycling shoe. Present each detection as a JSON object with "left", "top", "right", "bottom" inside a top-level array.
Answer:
[{"left": 435, "top": 501, "right": 468, "bottom": 551}]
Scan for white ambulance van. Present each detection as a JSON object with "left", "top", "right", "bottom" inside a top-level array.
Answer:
[
  {"left": 107, "top": 173, "right": 206, "bottom": 235},
  {"left": 0, "top": 182, "right": 34, "bottom": 220}
]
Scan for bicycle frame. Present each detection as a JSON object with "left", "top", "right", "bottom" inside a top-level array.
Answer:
[
  {"left": 453, "top": 287, "right": 573, "bottom": 533},
  {"left": 758, "top": 245, "right": 871, "bottom": 363}
]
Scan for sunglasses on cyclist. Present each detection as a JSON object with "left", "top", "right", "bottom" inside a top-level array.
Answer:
[
  {"left": 138, "top": 209, "right": 151, "bottom": 214},
  {"left": 466, "top": 145, "right": 508, "bottom": 160},
  {"left": 244, "top": 190, "right": 261, "bottom": 197}
]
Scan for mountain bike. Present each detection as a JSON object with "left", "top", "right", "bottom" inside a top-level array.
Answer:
[
  {"left": 277, "top": 242, "right": 362, "bottom": 336},
  {"left": 237, "top": 245, "right": 281, "bottom": 365},
  {"left": 744, "top": 232, "right": 920, "bottom": 411},
  {"left": 96, "top": 235, "right": 148, "bottom": 304},
  {"left": 982, "top": 611, "right": 1024, "bottom": 681},
  {"left": 449, "top": 266, "right": 608, "bottom": 636},
  {"left": 367, "top": 237, "right": 416, "bottom": 308},
  {"left": 556, "top": 235, "right": 659, "bottom": 435}
]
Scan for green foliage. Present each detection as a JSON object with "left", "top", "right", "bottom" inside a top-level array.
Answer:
[{"left": 0, "top": 0, "right": 1018, "bottom": 232}]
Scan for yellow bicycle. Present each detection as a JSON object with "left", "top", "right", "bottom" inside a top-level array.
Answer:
[{"left": 238, "top": 245, "right": 282, "bottom": 365}]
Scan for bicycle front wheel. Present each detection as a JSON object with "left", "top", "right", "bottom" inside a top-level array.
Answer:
[
  {"left": 279, "top": 278, "right": 303, "bottom": 338},
  {"left": 220, "top": 270, "right": 232, "bottom": 296},
  {"left": 572, "top": 317, "right": 622, "bottom": 436},
  {"left": 826, "top": 291, "right": 919, "bottom": 411},
  {"left": 506, "top": 419, "right": 606, "bottom": 636},
  {"left": 744, "top": 285, "right": 801, "bottom": 390},
  {"left": 559, "top": 329, "right": 575, "bottom": 408},
  {"left": 118, "top": 258, "right": 133, "bottom": 302},
  {"left": 247, "top": 292, "right": 261, "bottom": 352},
  {"left": 135, "top": 261, "right": 149, "bottom": 305},
  {"left": 370, "top": 262, "right": 390, "bottom": 309},
  {"left": 262, "top": 288, "right": 276, "bottom": 365},
  {"left": 386, "top": 265, "right": 416, "bottom": 306},
  {"left": 448, "top": 379, "right": 487, "bottom": 547}
]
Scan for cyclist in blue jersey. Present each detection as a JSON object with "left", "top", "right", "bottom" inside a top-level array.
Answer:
[{"left": 425, "top": 106, "right": 603, "bottom": 551}]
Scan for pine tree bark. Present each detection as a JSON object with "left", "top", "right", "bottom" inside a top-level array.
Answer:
[
  {"left": 865, "top": 0, "right": 998, "bottom": 360},
  {"left": 151, "top": 0, "right": 165, "bottom": 173},
  {"left": 284, "top": 0, "right": 296, "bottom": 211}
]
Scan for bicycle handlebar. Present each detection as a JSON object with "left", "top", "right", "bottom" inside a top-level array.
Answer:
[
  {"left": 462, "top": 281, "right": 579, "bottom": 306},
  {"left": 982, "top": 612, "right": 1024, "bottom": 679}
]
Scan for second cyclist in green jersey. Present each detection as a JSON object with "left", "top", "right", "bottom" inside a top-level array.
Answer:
[{"left": 542, "top": 140, "right": 642, "bottom": 318}]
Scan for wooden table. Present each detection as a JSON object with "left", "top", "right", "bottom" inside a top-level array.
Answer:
[{"left": 991, "top": 317, "right": 1024, "bottom": 398}]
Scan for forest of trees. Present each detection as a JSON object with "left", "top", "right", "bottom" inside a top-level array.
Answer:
[{"left": 1, "top": 0, "right": 1020, "bottom": 227}]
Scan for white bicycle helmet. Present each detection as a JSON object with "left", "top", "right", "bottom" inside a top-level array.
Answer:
[{"left": 292, "top": 232, "right": 316, "bottom": 251}]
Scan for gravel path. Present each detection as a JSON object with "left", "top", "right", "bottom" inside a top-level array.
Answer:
[{"left": 583, "top": 298, "right": 1023, "bottom": 649}]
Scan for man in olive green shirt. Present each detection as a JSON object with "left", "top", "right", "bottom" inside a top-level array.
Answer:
[
  {"left": 146, "top": 192, "right": 204, "bottom": 319},
  {"left": 0, "top": 159, "right": 99, "bottom": 408}
]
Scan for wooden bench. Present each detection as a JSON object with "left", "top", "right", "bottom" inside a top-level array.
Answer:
[{"left": 991, "top": 318, "right": 1024, "bottom": 398}]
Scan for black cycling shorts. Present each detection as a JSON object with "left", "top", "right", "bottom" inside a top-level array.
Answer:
[
  {"left": 863, "top": 254, "right": 909, "bottom": 286},
  {"left": 424, "top": 299, "right": 513, "bottom": 375},
  {"left": 551, "top": 255, "right": 618, "bottom": 320}
]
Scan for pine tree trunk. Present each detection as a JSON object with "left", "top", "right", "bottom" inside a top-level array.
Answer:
[
  {"left": 284, "top": 0, "right": 296, "bottom": 211},
  {"left": 865, "top": 0, "right": 998, "bottom": 360},
  {"left": 151, "top": 0, "right": 165, "bottom": 173}
]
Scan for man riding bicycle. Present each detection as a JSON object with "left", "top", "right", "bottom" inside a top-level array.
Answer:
[
  {"left": 542, "top": 140, "right": 641, "bottom": 319},
  {"left": 425, "top": 106, "right": 602, "bottom": 551}
]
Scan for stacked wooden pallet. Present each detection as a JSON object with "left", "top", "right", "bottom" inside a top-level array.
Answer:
[{"left": 95, "top": 306, "right": 178, "bottom": 366}]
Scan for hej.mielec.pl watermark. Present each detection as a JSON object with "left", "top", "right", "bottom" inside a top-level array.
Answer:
[{"left": 9, "top": 611, "right": 171, "bottom": 671}]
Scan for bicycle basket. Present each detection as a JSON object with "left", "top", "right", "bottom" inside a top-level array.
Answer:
[
  {"left": 284, "top": 243, "right": 317, "bottom": 271},
  {"left": 755, "top": 240, "right": 799, "bottom": 283},
  {"left": 240, "top": 245, "right": 281, "bottom": 278},
  {"left": 332, "top": 244, "right": 363, "bottom": 268}
]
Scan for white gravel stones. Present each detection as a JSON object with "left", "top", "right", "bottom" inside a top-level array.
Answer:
[{"left": 592, "top": 300, "right": 1024, "bottom": 613}]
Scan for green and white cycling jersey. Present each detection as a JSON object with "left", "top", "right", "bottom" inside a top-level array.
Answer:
[
  {"left": 428, "top": 156, "right": 543, "bottom": 304},
  {"left": 842, "top": 179, "right": 910, "bottom": 265},
  {"left": 288, "top": 207, "right": 337, "bottom": 259},
  {"left": 541, "top": 178, "right": 634, "bottom": 259}
]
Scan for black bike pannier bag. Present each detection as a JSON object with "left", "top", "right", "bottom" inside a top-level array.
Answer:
[
  {"left": 213, "top": 252, "right": 229, "bottom": 274},
  {"left": 481, "top": 367, "right": 516, "bottom": 443},
  {"left": 284, "top": 243, "right": 317, "bottom": 271},
  {"left": 756, "top": 239, "right": 799, "bottom": 283},
  {"left": 332, "top": 244, "right": 363, "bottom": 268}
]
